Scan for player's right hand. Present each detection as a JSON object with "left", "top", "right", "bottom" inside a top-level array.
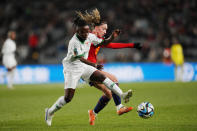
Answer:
[{"left": 96, "top": 64, "right": 103, "bottom": 70}]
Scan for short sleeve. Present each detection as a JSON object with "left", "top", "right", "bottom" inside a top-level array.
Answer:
[
  {"left": 88, "top": 33, "right": 103, "bottom": 46},
  {"left": 72, "top": 41, "right": 85, "bottom": 59}
]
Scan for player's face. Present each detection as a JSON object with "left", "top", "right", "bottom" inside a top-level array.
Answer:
[
  {"left": 11, "top": 32, "right": 16, "bottom": 40},
  {"left": 95, "top": 23, "right": 107, "bottom": 38},
  {"left": 77, "top": 25, "right": 90, "bottom": 39}
]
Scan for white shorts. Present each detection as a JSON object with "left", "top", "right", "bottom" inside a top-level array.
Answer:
[
  {"left": 2, "top": 55, "right": 17, "bottom": 69},
  {"left": 63, "top": 63, "right": 97, "bottom": 89}
]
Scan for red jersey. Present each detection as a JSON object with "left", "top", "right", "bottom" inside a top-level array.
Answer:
[
  {"left": 87, "top": 42, "right": 135, "bottom": 63},
  {"left": 88, "top": 44, "right": 101, "bottom": 63}
]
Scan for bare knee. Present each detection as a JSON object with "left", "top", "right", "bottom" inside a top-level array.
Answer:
[
  {"left": 90, "top": 70, "right": 106, "bottom": 83},
  {"left": 64, "top": 88, "right": 75, "bottom": 103},
  {"left": 64, "top": 96, "right": 72, "bottom": 103}
]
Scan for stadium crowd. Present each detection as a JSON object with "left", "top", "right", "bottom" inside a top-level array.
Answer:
[{"left": 0, "top": 0, "right": 197, "bottom": 64}]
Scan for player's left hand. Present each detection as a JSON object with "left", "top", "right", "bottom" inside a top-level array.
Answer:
[
  {"left": 134, "top": 43, "right": 143, "bottom": 50},
  {"left": 112, "top": 29, "right": 121, "bottom": 38}
]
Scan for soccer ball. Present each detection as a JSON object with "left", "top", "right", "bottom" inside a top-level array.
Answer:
[{"left": 137, "top": 102, "right": 154, "bottom": 119}]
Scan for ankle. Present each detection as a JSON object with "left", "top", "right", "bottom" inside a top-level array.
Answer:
[
  {"left": 116, "top": 104, "right": 124, "bottom": 111},
  {"left": 93, "top": 110, "right": 97, "bottom": 116}
]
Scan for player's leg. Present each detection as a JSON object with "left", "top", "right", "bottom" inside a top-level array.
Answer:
[
  {"left": 88, "top": 83, "right": 111, "bottom": 125},
  {"left": 45, "top": 89, "right": 75, "bottom": 126},
  {"left": 100, "top": 71, "right": 122, "bottom": 107},
  {"left": 45, "top": 70, "right": 79, "bottom": 126},
  {"left": 174, "top": 65, "right": 178, "bottom": 81},
  {"left": 48, "top": 89, "right": 75, "bottom": 115},
  {"left": 82, "top": 65, "right": 132, "bottom": 125},
  {"left": 90, "top": 70, "right": 132, "bottom": 103},
  {"left": 6, "top": 66, "right": 16, "bottom": 89},
  {"left": 176, "top": 64, "right": 184, "bottom": 81},
  {"left": 179, "top": 64, "right": 184, "bottom": 81},
  {"left": 4, "top": 57, "right": 17, "bottom": 89},
  {"left": 99, "top": 71, "right": 133, "bottom": 115},
  {"left": 92, "top": 83, "right": 112, "bottom": 113}
]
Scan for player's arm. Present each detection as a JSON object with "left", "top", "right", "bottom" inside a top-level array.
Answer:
[
  {"left": 72, "top": 47, "right": 103, "bottom": 69},
  {"left": 103, "top": 42, "right": 142, "bottom": 49},
  {"left": 104, "top": 43, "right": 134, "bottom": 48},
  {"left": 79, "top": 57, "right": 96, "bottom": 67},
  {"left": 79, "top": 57, "right": 103, "bottom": 70},
  {"left": 98, "top": 29, "right": 121, "bottom": 46},
  {"left": 72, "top": 49, "right": 97, "bottom": 67}
]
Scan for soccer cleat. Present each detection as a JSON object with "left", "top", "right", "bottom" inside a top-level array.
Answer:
[
  {"left": 88, "top": 110, "right": 96, "bottom": 125},
  {"left": 45, "top": 108, "right": 53, "bottom": 126},
  {"left": 117, "top": 106, "right": 133, "bottom": 115},
  {"left": 122, "top": 89, "right": 132, "bottom": 103}
]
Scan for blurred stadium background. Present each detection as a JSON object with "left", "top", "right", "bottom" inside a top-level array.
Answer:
[
  {"left": 0, "top": 0, "right": 197, "bottom": 83},
  {"left": 0, "top": 0, "right": 197, "bottom": 130},
  {"left": 0, "top": 0, "right": 197, "bottom": 64}
]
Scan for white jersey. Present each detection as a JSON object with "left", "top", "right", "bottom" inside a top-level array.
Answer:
[
  {"left": 62, "top": 33, "right": 103, "bottom": 89},
  {"left": 1, "top": 38, "right": 17, "bottom": 68},
  {"left": 62, "top": 33, "right": 103, "bottom": 70}
]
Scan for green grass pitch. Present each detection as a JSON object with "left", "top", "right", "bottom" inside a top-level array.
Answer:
[{"left": 0, "top": 82, "right": 197, "bottom": 131}]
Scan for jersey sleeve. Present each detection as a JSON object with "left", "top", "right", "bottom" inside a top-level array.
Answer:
[
  {"left": 88, "top": 33, "right": 103, "bottom": 46},
  {"left": 103, "top": 43, "right": 135, "bottom": 49}
]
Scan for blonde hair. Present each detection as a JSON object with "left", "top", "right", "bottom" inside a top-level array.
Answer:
[{"left": 90, "top": 8, "right": 101, "bottom": 25}]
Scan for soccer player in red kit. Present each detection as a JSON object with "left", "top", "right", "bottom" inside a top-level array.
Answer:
[{"left": 85, "top": 9, "right": 142, "bottom": 125}]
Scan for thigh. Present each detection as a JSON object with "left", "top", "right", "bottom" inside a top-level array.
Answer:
[
  {"left": 89, "top": 70, "right": 106, "bottom": 83},
  {"left": 81, "top": 64, "right": 97, "bottom": 82},
  {"left": 64, "top": 71, "right": 81, "bottom": 89},
  {"left": 3, "top": 56, "right": 17, "bottom": 69}
]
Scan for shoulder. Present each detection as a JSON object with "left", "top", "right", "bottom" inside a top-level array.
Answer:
[
  {"left": 69, "top": 34, "right": 80, "bottom": 46},
  {"left": 5, "top": 38, "right": 15, "bottom": 45},
  {"left": 88, "top": 33, "right": 97, "bottom": 39}
]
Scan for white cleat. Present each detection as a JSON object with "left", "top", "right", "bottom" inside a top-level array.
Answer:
[
  {"left": 45, "top": 108, "right": 53, "bottom": 126},
  {"left": 122, "top": 89, "right": 133, "bottom": 103}
]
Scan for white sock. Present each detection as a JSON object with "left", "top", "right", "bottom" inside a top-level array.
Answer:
[
  {"left": 93, "top": 110, "right": 97, "bottom": 116},
  {"left": 103, "top": 78, "right": 123, "bottom": 97},
  {"left": 116, "top": 104, "right": 124, "bottom": 111},
  {"left": 48, "top": 96, "right": 66, "bottom": 115}
]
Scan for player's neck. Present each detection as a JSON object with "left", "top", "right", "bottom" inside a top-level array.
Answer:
[
  {"left": 76, "top": 34, "right": 86, "bottom": 44},
  {"left": 92, "top": 30, "right": 98, "bottom": 37}
]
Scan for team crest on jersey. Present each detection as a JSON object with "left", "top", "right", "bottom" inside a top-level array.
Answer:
[{"left": 85, "top": 42, "right": 89, "bottom": 45}]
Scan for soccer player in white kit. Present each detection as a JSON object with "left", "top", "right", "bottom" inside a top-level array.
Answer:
[
  {"left": 45, "top": 14, "right": 132, "bottom": 126},
  {"left": 1, "top": 31, "right": 17, "bottom": 89}
]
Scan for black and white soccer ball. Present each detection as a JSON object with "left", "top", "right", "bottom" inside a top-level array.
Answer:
[{"left": 137, "top": 102, "right": 154, "bottom": 119}]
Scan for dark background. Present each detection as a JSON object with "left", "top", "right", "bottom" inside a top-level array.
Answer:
[{"left": 0, "top": 0, "right": 196, "bottom": 64}]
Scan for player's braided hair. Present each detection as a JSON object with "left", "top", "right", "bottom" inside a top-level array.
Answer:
[
  {"left": 73, "top": 12, "right": 88, "bottom": 27},
  {"left": 75, "top": 8, "right": 105, "bottom": 27}
]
